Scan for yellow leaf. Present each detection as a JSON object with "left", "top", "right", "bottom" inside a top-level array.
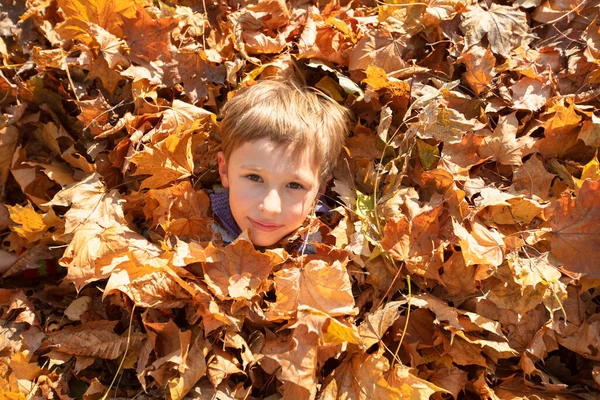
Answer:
[
  {"left": 363, "top": 65, "right": 388, "bottom": 90},
  {"left": 129, "top": 131, "right": 194, "bottom": 189},
  {"left": 56, "top": 0, "right": 138, "bottom": 41},
  {"left": 322, "top": 317, "right": 362, "bottom": 345},
  {"left": 7, "top": 203, "right": 48, "bottom": 242},
  {"left": 388, "top": 364, "right": 449, "bottom": 399},
  {"left": 581, "top": 151, "right": 600, "bottom": 182}
]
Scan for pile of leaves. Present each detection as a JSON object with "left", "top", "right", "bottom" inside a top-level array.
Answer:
[{"left": 1, "top": 0, "right": 600, "bottom": 398}]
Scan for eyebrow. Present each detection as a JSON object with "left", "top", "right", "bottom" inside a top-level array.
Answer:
[{"left": 240, "top": 165, "right": 315, "bottom": 184}]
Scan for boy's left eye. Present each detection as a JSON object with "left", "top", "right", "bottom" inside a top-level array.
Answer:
[{"left": 287, "top": 182, "right": 304, "bottom": 190}]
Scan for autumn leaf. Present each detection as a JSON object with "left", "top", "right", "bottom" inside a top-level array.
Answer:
[
  {"left": 143, "top": 181, "right": 212, "bottom": 240},
  {"left": 460, "top": 4, "right": 535, "bottom": 57},
  {"left": 40, "top": 320, "right": 145, "bottom": 359},
  {"left": 321, "top": 350, "right": 402, "bottom": 400},
  {"left": 270, "top": 258, "right": 356, "bottom": 319},
  {"left": 477, "top": 112, "right": 535, "bottom": 166},
  {"left": 453, "top": 219, "right": 505, "bottom": 267},
  {"left": 462, "top": 45, "right": 496, "bottom": 95},
  {"left": 55, "top": 0, "right": 137, "bottom": 42},
  {"left": 129, "top": 131, "right": 194, "bottom": 189},
  {"left": 349, "top": 29, "right": 408, "bottom": 74},
  {"left": 3, "top": 0, "right": 600, "bottom": 397},
  {"left": 122, "top": 7, "right": 178, "bottom": 63},
  {"left": 0, "top": 124, "right": 18, "bottom": 189},
  {"left": 203, "top": 236, "right": 285, "bottom": 300},
  {"left": 548, "top": 179, "right": 600, "bottom": 278}
]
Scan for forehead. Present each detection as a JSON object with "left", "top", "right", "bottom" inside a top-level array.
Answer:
[{"left": 229, "top": 139, "right": 320, "bottom": 181}]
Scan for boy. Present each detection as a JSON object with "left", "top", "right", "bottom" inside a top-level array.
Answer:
[{"left": 211, "top": 79, "right": 351, "bottom": 247}]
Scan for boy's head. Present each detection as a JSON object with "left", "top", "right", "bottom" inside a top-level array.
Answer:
[{"left": 217, "top": 80, "right": 350, "bottom": 246}]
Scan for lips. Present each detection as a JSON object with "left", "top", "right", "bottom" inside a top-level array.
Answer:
[{"left": 248, "top": 217, "right": 283, "bottom": 232}]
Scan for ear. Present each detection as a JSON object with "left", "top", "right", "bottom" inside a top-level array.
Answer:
[{"left": 217, "top": 151, "right": 230, "bottom": 188}]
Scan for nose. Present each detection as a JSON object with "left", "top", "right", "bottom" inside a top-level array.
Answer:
[{"left": 261, "top": 189, "right": 282, "bottom": 214}]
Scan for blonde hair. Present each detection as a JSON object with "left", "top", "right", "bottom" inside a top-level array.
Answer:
[{"left": 219, "top": 80, "right": 351, "bottom": 183}]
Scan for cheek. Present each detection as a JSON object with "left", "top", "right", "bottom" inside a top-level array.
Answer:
[{"left": 284, "top": 193, "right": 315, "bottom": 222}]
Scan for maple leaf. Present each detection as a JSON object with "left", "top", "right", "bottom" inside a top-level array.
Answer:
[
  {"left": 380, "top": 205, "right": 444, "bottom": 281},
  {"left": 7, "top": 203, "right": 57, "bottom": 243},
  {"left": 46, "top": 173, "right": 126, "bottom": 235},
  {"left": 358, "top": 300, "right": 406, "bottom": 348},
  {"left": 122, "top": 7, "right": 178, "bottom": 63},
  {"left": 510, "top": 155, "right": 555, "bottom": 200},
  {"left": 321, "top": 350, "right": 402, "bottom": 399},
  {"left": 349, "top": 29, "right": 408, "bottom": 74},
  {"left": 202, "top": 236, "right": 285, "bottom": 300},
  {"left": 261, "top": 325, "right": 319, "bottom": 397},
  {"left": 460, "top": 4, "right": 535, "bottom": 57},
  {"left": 411, "top": 101, "right": 485, "bottom": 144},
  {"left": 462, "top": 45, "right": 496, "bottom": 96},
  {"left": 548, "top": 180, "right": 600, "bottom": 278},
  {"left": 171, "top": 46, "right": 226, "bottom": 103},
  {"left": 439, "top": 133, "right": 487, "bottom": 180},
  {"left": 40, "top": 320, "right": 145, "bottom": 359},
  {"left": 578, "top": 113, "right": 600, "bottom": 147},
  {"left": 511, "top": 77, "right": 552, "bottom": 112},
  {"left": 55, "top": 0, "right": 137, "bottom": 42},
  {"left": 60, "top": 222, "right": 161, "bottom": 291},
  {"left": 387, "top": 364, "right": 450, "bottom": 399},
  {"left": 143, "top": 181, "right": 212, "bottom": 240},
  {"left": 104, "top": 255, "right": 193, "bottom": 308},
  {"left": 453, "top": 219, "right": 505, "bottom": 267},
  {"left": 129, "top": 131, "right": 194, "bottom": 189},
  {"left": 477, "top": 112, "right": 535, "bottom": 166},
  {"left": 536, "top": 101, "right": 582, "bottom": 157},
  {"left": 270, "top": 258, "right": 356, "bottom": 319},
  {"left": 0, "top": 289, "right": 39, "bottom": 326},
  {"left": 293, "top": 306, "right": 362, "bottom": 347},
  {"left": 0, "top": 124, "right": 18, "bottom": 189}
]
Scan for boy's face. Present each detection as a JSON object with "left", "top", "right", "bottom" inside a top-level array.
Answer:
[{"left": 217, "top": 138, "right": 321, "bottom": 247}]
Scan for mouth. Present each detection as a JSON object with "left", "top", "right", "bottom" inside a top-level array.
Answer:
[{"left": 248, "top": 217, "right": 283, "bottom": 232}]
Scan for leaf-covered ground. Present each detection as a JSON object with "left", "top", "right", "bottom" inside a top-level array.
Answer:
[{"left": 1, "top": 0, "right": 600, "bottom": 398}]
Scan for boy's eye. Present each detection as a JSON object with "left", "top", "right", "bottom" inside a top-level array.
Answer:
[
  {"left": 245, "top": 174, "right": 262, "bottom": 182},
  {"left": 287, "top": 182, "right": 304, "bottom": 190}
]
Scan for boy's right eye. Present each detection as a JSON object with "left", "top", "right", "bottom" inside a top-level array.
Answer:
[{"left": 245, "top": 174, "right": 262, "bottom": 182}]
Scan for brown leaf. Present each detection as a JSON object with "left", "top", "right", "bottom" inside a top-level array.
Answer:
[
  {"left": 0, "top": 124, "right": 18, "bottom": 189},
  {"left": 321, "top": 350, "right": 402, "bottom": 400},
  {"left": 536, "top": 101, "right": 582, "bottom": 157},
  {"left": 41, "top": 320, "right": 145, "bottom": 359},
  {"left": 203, "top": 236, "right": 285, "bottom": 300},
  {"left": 143, "top": 181, "right": 212, "bottom": 241},
  {"left": 462, "top": 45, "right": 496, "bottom": 95},
  {"left": 122, "top": 7, "right": 178, "bottom": 63},
  {"left": 510, "top": 155, "right": 555, "bottom": 200},
  {"left": 129, "top": 131, "right": 194, "bottom": 189},
  {"left": 548, "top": 180, "right": 600, "bottom": 278},
  {"left": 104, "top": 255, "right": 192, "bottom": 308},
  {"left": 453, "top": 219, "right": 505, "bottom": 267},
  {"left": 349, "top": 29, "right": 408, "bottom": 73},
  {"left": 477, "top": 112, "right": 535, "bottom": 166},
  {"left": 261, "top": 325, "right": 319, "bottom": 393},
  {"left": 460, "top": 4, "right": 534, "bottom": 57},
  {"left": 46, "top": 173, "right": 126, "bottom": 234},
  {"left": 56, "top": 0, "right": 137, "bottom": 41},
  {"left": 270, "top": 258, "right": 356, "bottom": 319},
  {"left": 511, "top": 77, "right": 552, "bottom": 111}
]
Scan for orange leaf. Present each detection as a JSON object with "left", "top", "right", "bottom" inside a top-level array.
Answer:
[
  {"left": 549, "top": 180, "right": 600, "bottom": 278},
  {"left": 270, "top": 258, "right": 356, "bottom": 319},
  {"left": 41, "top": 320, "right": 145, "bottom": 359},
  {"left": 462, "top": 45, "right": 496, "bottom": 95},
  {"left": 203, "top": 236, "right": 285, "bottom": 300}
]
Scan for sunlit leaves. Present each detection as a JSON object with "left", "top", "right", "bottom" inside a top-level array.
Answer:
[{"left": 3, "top": 0, "right": 600, "bottom": 398}]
